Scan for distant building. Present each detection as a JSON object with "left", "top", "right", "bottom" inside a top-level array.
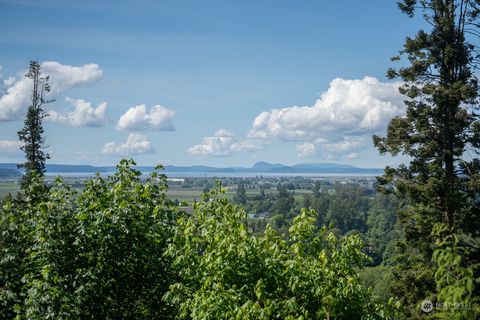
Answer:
[{"left": 247, "top": 211, "right": 270, "bottom": 219}]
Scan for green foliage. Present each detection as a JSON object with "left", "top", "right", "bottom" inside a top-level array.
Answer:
[
  {"left": 0, "top": 159, "right": 178, "bottom": 319},
  {"left": 365, "top": 194, "right": 401, "bottom": 266},
  {"left": 326, "top": 185, "right": 370, "bottom": 234},
  {"left": 165, "top": 184, "right": 393, "bottom": 319},
  {"left": 0, "top": 197, "right": 30, "bottom": 319},
  {"left": 17, "top": 60, "right": 52, "bottom": 190},
  {"left": 233, "top": 183, "right": 247, "bottom": 205},
  {"left": 388, "top": 242, "right": 435, "bottom": 319},
  {"left": 358, "top": 266, "right": 395, "bottom": 303},
  {"left": 373, "top": 1, "right": 480, "bottom": 316},
  {"left": 271, "top": 184, "right": 295, "bottom": 218},
  {"left": 245, "top": 190, "right": 274, "bottom": 217},
  {"left": 431, "top": 223, "right": 480, "bottom": 319},
  {"left": 0, "top": 172, "right": 48, "bottom": 318},
  {"left": 307, "top": 183, "right": 371, "bottom": 235},
  {"left": 270, "top": 213, "right": 287, "bottom": 231}
]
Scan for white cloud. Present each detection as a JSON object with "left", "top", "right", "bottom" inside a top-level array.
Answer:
[
  {"left": 0, "top": 61, "right": 103, "bottom": 121},
  {"left": 319, "top": 138, "right": 365, "bottom": 152},
  {"left": 346, "top": 153, "right": 359, "bottom": 160},
  {"left": 0, "top": 140, "right": 23, "bottom": 156},
  {"left": 296, "top": 142, "right": 316, "bottom": 157},
  {"left": 102, "top": 133, "right": 154, "bottom": 156},
  {"left": 47, "top": 97, "right": 107, "bottom": 127},
  {"left": 247, "top": 76, "right": 404, "bottom": 158},
  {"left": 296, "top": 138, "right": 365, "bottom": 159},
  {"left": 299, "top": 137, "right": 367, "bottom": 160},
  {"left": 249, "top": 76, "right": 403, "bottom": 142},
  {"left": 188, "top": 129, "right": 263, "bottom": 157},
  {"left": 116, "top": 104, "right": 175, "bottom": 131}
]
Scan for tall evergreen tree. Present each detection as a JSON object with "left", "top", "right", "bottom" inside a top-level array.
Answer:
[
  {"left": 373, "top": 1, "right": 480, "bottom": 317},
  {"left": 233, "top": 183, "right": 247, "bottom": 205},
  {"left": 17, "top": 60, "right": 53, "bottom": 189}
]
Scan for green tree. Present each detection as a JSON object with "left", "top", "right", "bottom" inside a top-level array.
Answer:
[
  {"left": 272, "top": 184, "right": 295, "bottom": 217},
  {"left": 373, "top": 1, "right": 480, "bottom": 317},
  {"left": 234, "top": 183, "right": 247, "bottom": 205},
  {"left": 431, "top": 224, "right": 480, "bottom": 318},
  {"left": 164, "top": 185, "right": 393, "bottom": 319},
  {"left": 17, "top": 61, "right": 53, "bottom": 190},
  {"left": 270, "top": 213, "right": 286, "bottom": 229},
  {"left": 1, "top": 61, "right": 54, "bottom": 317},
  {"left": 0, "top": 160, "right": 179, "bottom": 319},
  {"left": 0, "top": 195, "right": 30, "bottom": 318},
  {"left": 325, "top": 184, "right": 370, "bottom": 234},
  {"left": 365, "top": 193, "right": 401, "bottom": 266},
  {"left": 311, "top": 191, "right": 331, "bottom": 227}
]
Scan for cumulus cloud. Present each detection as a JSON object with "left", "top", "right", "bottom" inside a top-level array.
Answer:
[
  {"left": 249, "top": 76, "right": 403, "bottom": 142},
  {"left": 296, "top": 142, "right": 316, "bottom": 158},
  {"left": 102, "top": 133, "right": 154, "bottom": 156},
  {"left": 0, "top": 67, "right": 16, "bottom": 96},
  {"left": 0, "top": 140, "right": 23, "bottom": 157},
  {"left": 47, "top": 97, "right": 107, "bottom": 127},
  {"left": 0, "top": 61, "right": 103, "bottom": 121},
  {"left": 188, "top": 129, "right": 263, "bottom": 157},
  {"left": 248, "top": 76, "right": 404, "bottom": 158},
  {"left": 116, "top": 104, "right": 175, "bottom": 131},
  {"left": 299, "top": 137, "right": 367, "bottom": 160}
]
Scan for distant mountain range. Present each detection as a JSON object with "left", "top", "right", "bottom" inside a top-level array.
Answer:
[
  {"left": 0, "top": 161, "right": 383, "bottom": 176},
  {"left": 0, "top": 167, "right": 20, "bottom": 178}
]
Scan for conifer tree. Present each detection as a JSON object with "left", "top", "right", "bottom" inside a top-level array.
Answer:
[
  {"left": 373, "top": 0, "right": 480, "bottom": 316},
  {"left": 234, "top": 183, "right": 247, "bottom": 205},
  {"left": 17, "top": 60, "right": 53, "bottom": 189}
]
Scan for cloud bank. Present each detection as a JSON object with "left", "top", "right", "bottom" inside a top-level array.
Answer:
[
  {"left": 47, "top": 97, "right": 107, "bottom": 127},
  {"left": 249, "top": 77, "right": 403, "bottom": 141},
  {"left": 0, "top": 61, "right": 103, "bottom": 121},
  {"left": 188, "top": 129, "right": 263, "bottom": 157},
  {"left": 249, "top": 76, "right": 404, "bottom": 158},
  {"left": 102, "top": 133, "right": 154, "bottom": 156},
  {"left": 116, "top": 104, "right": 175, "bottom": 131}
]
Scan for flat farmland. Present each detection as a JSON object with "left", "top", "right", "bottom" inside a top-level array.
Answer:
[
  {"left": 0, "top": 182, "right": 20, "bottom": 199},
  {"left": 167, "top": 187, "right": 205, "bottom": 202},
  {"left": 166, "top": 187, "right": 311, "bottom": 204},
  {"left": 0, "top": 181, "right": 312, "bottom": 204}
]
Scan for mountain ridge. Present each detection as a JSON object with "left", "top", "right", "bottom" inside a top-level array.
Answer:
[{"left": 0, "top": 161, "right": 383, "bottom": 175}]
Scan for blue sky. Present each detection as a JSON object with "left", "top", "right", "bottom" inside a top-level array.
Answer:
[{"left": 0, "top": 0, "right": 423, "bottom": 167}]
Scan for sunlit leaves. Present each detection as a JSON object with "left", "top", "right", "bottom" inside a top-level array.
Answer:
[
  {"left": 165, "top": 185, "right": 391, "bottom": 319},
  {"left": 0, "top": 159, "right": 178, "bottom": 319}
]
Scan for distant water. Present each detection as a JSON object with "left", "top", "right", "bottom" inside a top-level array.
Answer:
[{"left": 45, "top": 171, "right": 379, "bottom": 178}]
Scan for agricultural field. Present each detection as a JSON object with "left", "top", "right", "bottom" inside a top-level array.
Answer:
[
  {"left": 166, "top": 186, "right": 312, "bottom": 204},
  {"left": 0, "top": 182, "right": 20, "bottom": 199},
  {"left": 0, "top": 179, "right": 315, "bottom": 203}
]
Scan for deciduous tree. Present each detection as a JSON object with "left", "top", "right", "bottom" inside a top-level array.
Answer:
[{"left": 164, "top": 185, "right": 393, "bottom": 319}]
